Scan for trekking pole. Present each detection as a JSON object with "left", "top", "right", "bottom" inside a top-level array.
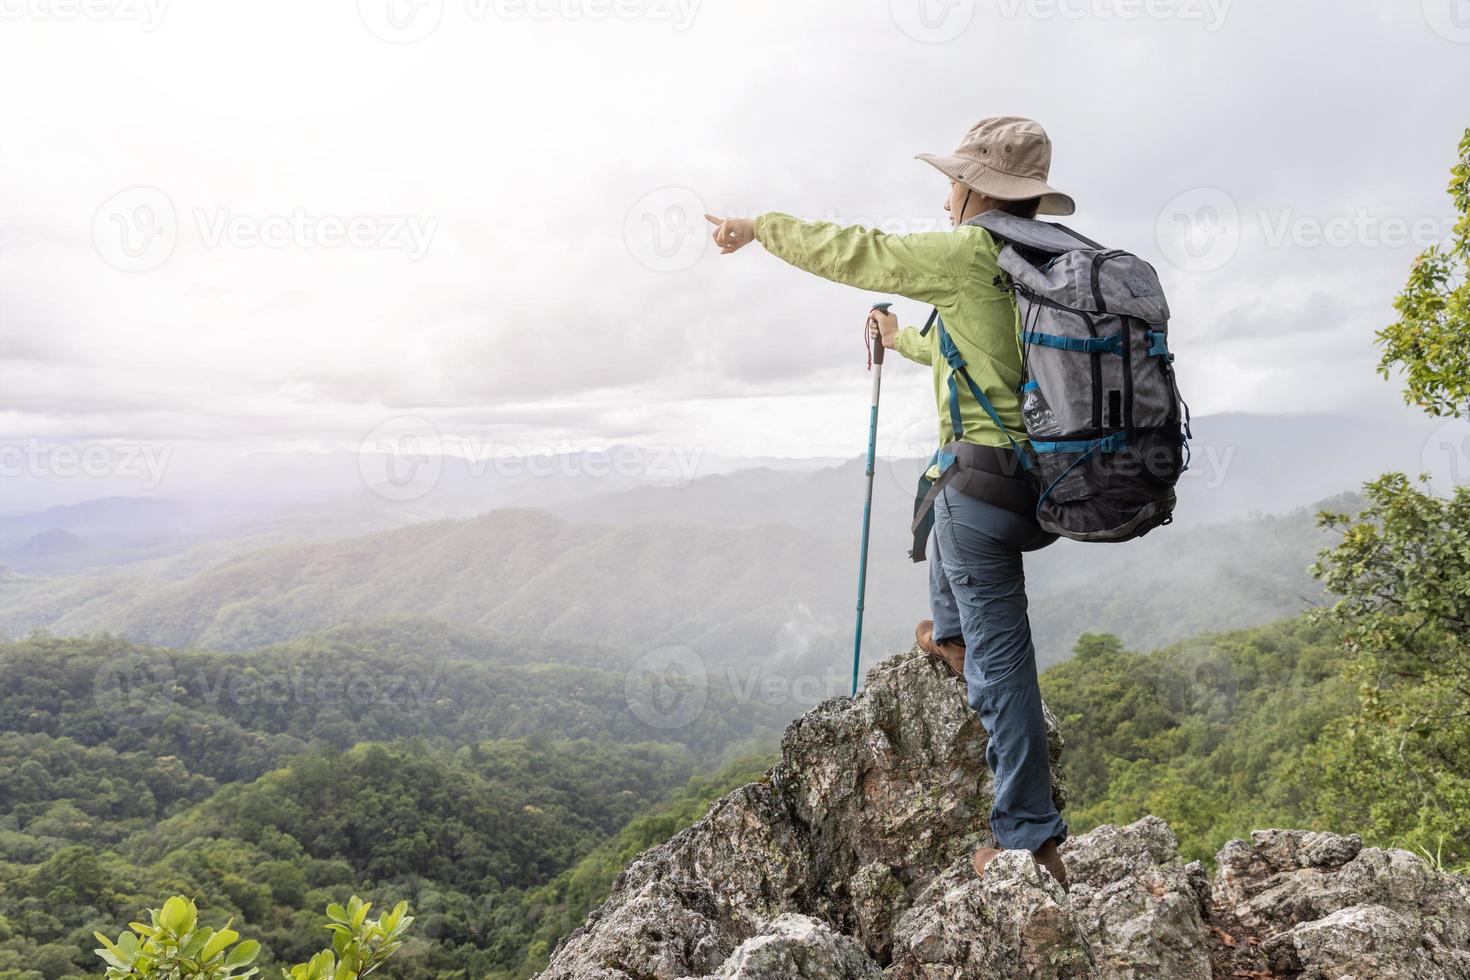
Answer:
[{"left": 852, "top": 302, "right": 891, "bottom": 696}]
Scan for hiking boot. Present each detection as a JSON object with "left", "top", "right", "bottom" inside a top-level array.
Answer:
[
  {"left": 972, "top": 838, "right": 1069, "bottom": 891},
  {"left": 1033, "top": 838, "right": 1069, "bottom": 890},
  {"left": 915, "top": 619, "right": 966, "bottom": 677}
]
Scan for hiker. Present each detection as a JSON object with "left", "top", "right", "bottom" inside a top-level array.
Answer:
[{"left": 705, "top": 116, "right": 1072, "bottom": 888}]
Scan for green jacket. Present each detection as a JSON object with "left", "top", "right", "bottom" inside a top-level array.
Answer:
[{"left": 754, "top": 212, "right": 1027, "bottom": 455}]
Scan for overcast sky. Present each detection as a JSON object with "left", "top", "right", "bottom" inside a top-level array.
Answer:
[{"left": 1, "top": 0, "right": 1468, "bottom": 488}]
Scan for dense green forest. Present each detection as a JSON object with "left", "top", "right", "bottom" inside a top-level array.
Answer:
[
  {"left": 1041, "top": 619, "right": 1357, "bottom": 864},
  {"left": 8, "top": 609, "right": 1464, "bottom": 979},
  {"left": 0, "top": 627, "right": 784, "bottom": 979}
]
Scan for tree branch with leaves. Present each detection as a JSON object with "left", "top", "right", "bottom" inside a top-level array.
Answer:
[
  {"left": 1376, "top": 128, "right": 1470, "bottom": 417},
  {"left": 94, "top": 895, "right": 413, "bottom": 980}
]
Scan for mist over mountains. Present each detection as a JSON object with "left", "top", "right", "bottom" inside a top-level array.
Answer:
[{"left": 0, "top": 412, "right": 1413, "bottom": 669}]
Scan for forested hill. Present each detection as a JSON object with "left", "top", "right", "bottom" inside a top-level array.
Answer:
[
  {"left": 0, "top": 628, "right": 784, "bottom": 978},
  {"left": 0, "top": 499, "right": 1341, "bottom": 669}
]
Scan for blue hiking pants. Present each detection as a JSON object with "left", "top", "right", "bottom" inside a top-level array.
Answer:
[{"left": 929, "top": 485, "right": 1067, "bottom": 852}]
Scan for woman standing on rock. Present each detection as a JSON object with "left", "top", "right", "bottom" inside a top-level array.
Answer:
[{"left": 705, "top": 116, "right": 1071, "bottom": 888}]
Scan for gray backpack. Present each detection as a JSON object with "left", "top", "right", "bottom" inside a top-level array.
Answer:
[
  {"left": 976, "top": 210, "right": 1190, "bottom": 542},
  {"left": 908, "top": 212, "right": 1190, "bottom": 555}
]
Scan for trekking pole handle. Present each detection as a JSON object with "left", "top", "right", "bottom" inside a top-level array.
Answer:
[{"left": 868, "top": 303, "right": 892, "bottom": 365}]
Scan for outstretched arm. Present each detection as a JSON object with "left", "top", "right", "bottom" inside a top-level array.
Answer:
[{"left": 705, "top": 213, "right": 963, "bottom": 307}]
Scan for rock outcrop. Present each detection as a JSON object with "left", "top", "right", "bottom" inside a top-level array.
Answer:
[
  {"left": 537, "top": 648, "right": 1470, "bottom": 979},
  {"left": 1213, "top": 828, "right": 1470, "bottom": 978}
]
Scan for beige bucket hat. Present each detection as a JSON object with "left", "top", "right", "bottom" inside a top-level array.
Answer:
[{"left": 917, "top": 116, "right": 1076, "bottom": 217}]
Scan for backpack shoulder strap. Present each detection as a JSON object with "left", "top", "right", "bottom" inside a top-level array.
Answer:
[
  {"left": 968, "top": 211, "right": 1105, "bottom": 253},
  {"left": 920, "top": 309, "right": 1033, "bottom": 471}
]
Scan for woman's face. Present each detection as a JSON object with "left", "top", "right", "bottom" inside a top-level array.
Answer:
[{"left": 944, "top": 180, "right": 971, "bottom": 226}]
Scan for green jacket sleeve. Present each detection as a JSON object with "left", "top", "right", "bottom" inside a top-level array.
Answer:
[
  {"left": 755, "top": 212, "right": 963, "bottom": 305},
  {"left": 892, "top": 326, "right": 931, "bottom": 365}
]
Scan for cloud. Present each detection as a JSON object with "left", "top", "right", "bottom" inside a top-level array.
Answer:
[{"left": 0, "top": 0, "right": 1464, "bottom": 465}]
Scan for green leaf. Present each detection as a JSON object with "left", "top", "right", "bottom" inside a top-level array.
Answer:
[
  {"left": 160, "top": 896, "right": 197, "bottom": 935},
  {"left": 225, "top": 939, "right": 261, "bottom": 968},
  {"left": 200, "top": 927, "right": 240, "bottom": 961},
  {"left": 325, "top": 903, "right": 349, "bottom": 925},
  {"left": 183, "top": 927, "right": 213, "bottom": 958},
  {"left": 350, "top": 901, "right": 371, "bottom": 929},
  {"left": 94, "top": 947, "right": 129, "bottom": 971}
]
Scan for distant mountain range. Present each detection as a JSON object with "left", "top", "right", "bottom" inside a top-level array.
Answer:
[
  {"left": 0, "top": 412, "right": 1435, "bottom": 578},
  {"left": 0, "top": 411, "right": 1429, "bottom": 668},
  {"left": 0, "top": 497, "right": 1341, "bottom": 671}
]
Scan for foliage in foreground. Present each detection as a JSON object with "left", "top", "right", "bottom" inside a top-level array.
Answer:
[
  {"left": 94, "top": 896, "right": 410, "bottom": 980},
  {"left": 1376, "top": 127, "right": 1470, "bottom": 416},
  {"left": 1310, "top": 476, "right": 1470, "bottom": 863},
  {"left": 1301, "top": 124, "right": 1470, "bottom": 865}
]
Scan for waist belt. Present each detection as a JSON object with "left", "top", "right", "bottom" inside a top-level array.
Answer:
[{"left": 909, "top": 441, "right": 1038, "bottom": 563}]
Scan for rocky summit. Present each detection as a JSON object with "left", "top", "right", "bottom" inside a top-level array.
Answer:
[{"left": 537, "top": 648, "right": 1470, "bottom": 979}]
